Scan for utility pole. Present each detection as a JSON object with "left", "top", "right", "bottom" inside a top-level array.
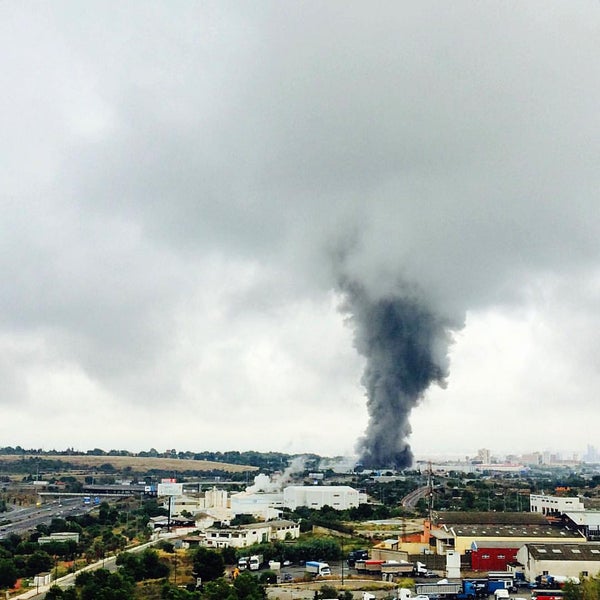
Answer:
[
  {"left": 428, "top": 461, "right": 434, "bottom": 522},
  {"left": 341, "top": 536, "right": 344, "bottom": 585}
]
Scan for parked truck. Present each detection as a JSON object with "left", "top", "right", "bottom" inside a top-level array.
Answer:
[
  {"left": 486, "top": 580, "right": 514, "bottom": 595},
  {"left": 238, "top": 556, "right": 250, "bottom": 571},
  {"left": 354, "top": 559, "right": 425, "bottom": 578},
  {"left": 382, "top": 561, "right": 419, "bottom": 577},
  {"left": 536, "top": 575, "right": 580, "bottom": 588},
  {"left": 348, "top": 549, "right": 369, "bottom": 567},
  {"left": 487, "top": 572, "right": 517, "bottom": 593},
  {"left": 415, "top": 582, "right": 462, "bottom": 597},
  {"left": 414, "top": 580, "right": 478, "bottom": 599},
  {"left": 249, "top": 555, "right": 263, "bottom": 571},
  {"left": 305, "top": 561, "right": 331, "bottom": 576},
  {"left": 360, "top": 560, "right": 385, "bottom": 574}
]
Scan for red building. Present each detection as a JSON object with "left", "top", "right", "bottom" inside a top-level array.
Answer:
[{"left": 469, "top": 542, "right": 521, "bottom": 571}]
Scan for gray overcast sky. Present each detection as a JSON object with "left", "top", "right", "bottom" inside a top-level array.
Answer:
[{"left": 1, "top": 1, "right": 599, "bottom": 461}]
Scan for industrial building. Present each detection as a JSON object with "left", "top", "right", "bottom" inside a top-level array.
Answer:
[
  {"left": 283, "top": 485, "right": 362, "bottom": 510},
  {"left": 563, "top": 511, "right": 600, "bottom": 541},
  {"left": 204, "top": 519, "right": 300, "bottom": 549},
  {"left": 161, "top": 486, "right": 230, "bottom": 520},
  {"left": 434, "top": 512, "right": 585, "bottom": 556},
  {"left": 530, "top": 493, "right": 585, "bottom": 517},
  {"left": 229, "top": 489, "right": 283, "bottom": 520},
  {"left": 517, "top": 542, "right": 600, "bottom": 581}
]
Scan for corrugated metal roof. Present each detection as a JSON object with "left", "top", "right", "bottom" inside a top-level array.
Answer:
[
  {"left": 564, "top": 511, "right": 600, "bottom": 526},
  {"left": 448, "top": 523, "right": 583, "bottom": 540},
  {"left": 525, "top": 543, "right": 600, "bottom": 561},
  {"left": 471, "top": 540, "right": 528, "bottom": 549},
  {"left": 435, "top": 512, "right": 546, "bottom": 525}
]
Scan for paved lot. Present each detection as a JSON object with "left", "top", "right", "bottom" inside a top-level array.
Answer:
[{"left": 267, "top": 578, "right": 398, "bottom": 600}]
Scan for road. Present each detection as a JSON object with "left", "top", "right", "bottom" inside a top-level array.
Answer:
[
  {"left": 12, "top": 535, "right": 178, "bottom": 599},
  {"left": 401, "top": 486, "right": 431, "bottom": 508},
  {"left": 0, "top": 498, "right": 93, "bottom": 539}
]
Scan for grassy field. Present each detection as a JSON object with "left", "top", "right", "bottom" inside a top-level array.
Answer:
[{"left": 0, "top": 453, "right": 258, "bottom": 473}]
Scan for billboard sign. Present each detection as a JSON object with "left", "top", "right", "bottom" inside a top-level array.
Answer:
[{"left": 157, "top": 482, "right": 183, "bottom": 496}]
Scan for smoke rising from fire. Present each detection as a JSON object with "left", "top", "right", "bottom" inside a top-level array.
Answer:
[
  {"left": 1, "top": 3, "right": 600, "bottom": 457},
  {"left": 341, "top": 281, "right": 457, "bottom": 468}
]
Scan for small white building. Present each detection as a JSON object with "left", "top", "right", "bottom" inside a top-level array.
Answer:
[
  {"left": 529, "top": 494, "right": 585, "bottom": 517},
  {"left": 267, "top": 519, "right": 301, "bottom": 541},
  {"left": 205, "top": 522, "right": 272, "bottom": 548},
  {"left": 516, "top": 542, "right": 600, "bottom": 581},
  {"left": 203, "top": 519, "right": 299, "bottom": 549},
  {"left": 283, "top": 485, "right": 360, "bottom": 510},
  {"left": 38, "top": 532, "right": 80, "bottom": 544},
  {"left": 33, "top": 572, "right": 52, "bottom": 586}
]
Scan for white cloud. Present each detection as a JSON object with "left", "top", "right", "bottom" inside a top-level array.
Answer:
[{"left": 0, "top": 2, "right": 599, "bottom": 462}]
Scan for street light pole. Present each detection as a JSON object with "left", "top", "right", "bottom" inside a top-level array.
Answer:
[{"left": 341, "top": 537, "right": 344, "bottom": 586}]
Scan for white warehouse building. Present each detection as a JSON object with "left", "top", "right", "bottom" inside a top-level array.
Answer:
[
  {"left": 283, "top": 485, "right": 361, "bottom": 510},
  {"left": 230, "top": 490, "right": 283, "bottom": 520},
  {"left": 530, "top": 493, "right": 585, "bottom": 517}
]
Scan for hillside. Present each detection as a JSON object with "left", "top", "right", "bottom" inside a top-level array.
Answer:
[{"left": 0, "top": 453, "right": 258, "bottom": 473}]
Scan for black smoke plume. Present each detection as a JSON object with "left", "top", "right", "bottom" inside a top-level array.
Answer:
[{"left": 341, "top": 282, "right": 455, "bottom": 469}]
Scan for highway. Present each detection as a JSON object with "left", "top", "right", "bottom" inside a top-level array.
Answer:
[{"left": 0, "top": 497, "right": 95, "bottom": 538}]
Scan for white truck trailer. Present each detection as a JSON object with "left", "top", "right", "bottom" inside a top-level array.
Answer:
[{"left": 305, "top": 561, "right": 331, "bottom": 576}]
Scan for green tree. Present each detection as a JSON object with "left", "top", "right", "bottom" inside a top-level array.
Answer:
[
  {"left": 234, "top": 571, "right": 266, "bottom": 600},
  {"left": 221, "top": 546, "right": 237, "bottom": 566},
  {"left": 116, "top": 551, "right": 145, "bottom": 581},
  {"left": 157, "top": 540, "right": 175, "bottom": 554},
  {"left": 116, "top": 549, "right": 169, "bottom": 581},
  {"left": 44, "top": 585, "right": 65, "bottom": 599},
  {"left": 44, "top": 586, "right": 78, "bottom": 600},
  {"left": 162, "top": 582, "right": 202, "bottom": 599},
  {"left": 141, "top": 548, "right": 170, "bottom": 579},
  {"left": 461, "top": 490, "right": 475, "bottom": 510},
  {"left": 202, "top": 578, "right": 237, "bottom": 600},
  {"left": 316, "top": 584, "right": 338, "bottom": 599},
  {"left": 0, "top": 558, "right": 17, "bottom": 590},
  {"left": 193, "top": 547, "right": 225, "bottom": 583},
  {"left": 26, "top": 550, "right": 53, "bottom": 575},
  {"left": 564, "top": 575, "right": 600, "bottom": 600},
  {"left": 76, "top": 568, "right": 135, "bottom": 600},
  {"left": 563, "top": 580, "right": 582, "bottom": 600}
]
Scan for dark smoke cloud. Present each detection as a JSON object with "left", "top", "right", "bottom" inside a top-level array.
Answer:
[{"left": 341, "top": 281, "right": 458, "bottom": 468}]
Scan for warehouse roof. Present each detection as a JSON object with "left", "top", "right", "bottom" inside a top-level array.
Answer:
[
  {"left": 471, "top": 540, "right": 530, "bottom": 549},
  {"left": 524, "top": 543, "right": 600, "bottom": 561},
  {"left": 430, "top": 528, "right": 453, "bottom": 540},
  {"left": 564, "top": 511, "right": 600, "bottom": 526},
  {"left": 434, "top": 512, "right": 546, "bottom": 525},
  {"left": 446, "top": 523, "right": 584, "bottom": 540}
]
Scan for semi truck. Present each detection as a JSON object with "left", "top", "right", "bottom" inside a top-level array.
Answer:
[
  {"left": 348, "top": 549, "right": 369, "bottom": 567},
  {"left": 356, "top": 559, "right": 385, "bottom": 574},
  {"left": 382, "top": 561, "right": 419, "bottom": 577},
  {"left": 414, "top": 582, "right": 462, "bottom": 597},
  {"left": 305, "top": 561, "right": 331, "bottom": 576},
  {"left": 414, "top": 580, "right": 478, "bottom": 599},
  {"left": 354, "top": 559, "right": 427, "bottom": 577}
]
